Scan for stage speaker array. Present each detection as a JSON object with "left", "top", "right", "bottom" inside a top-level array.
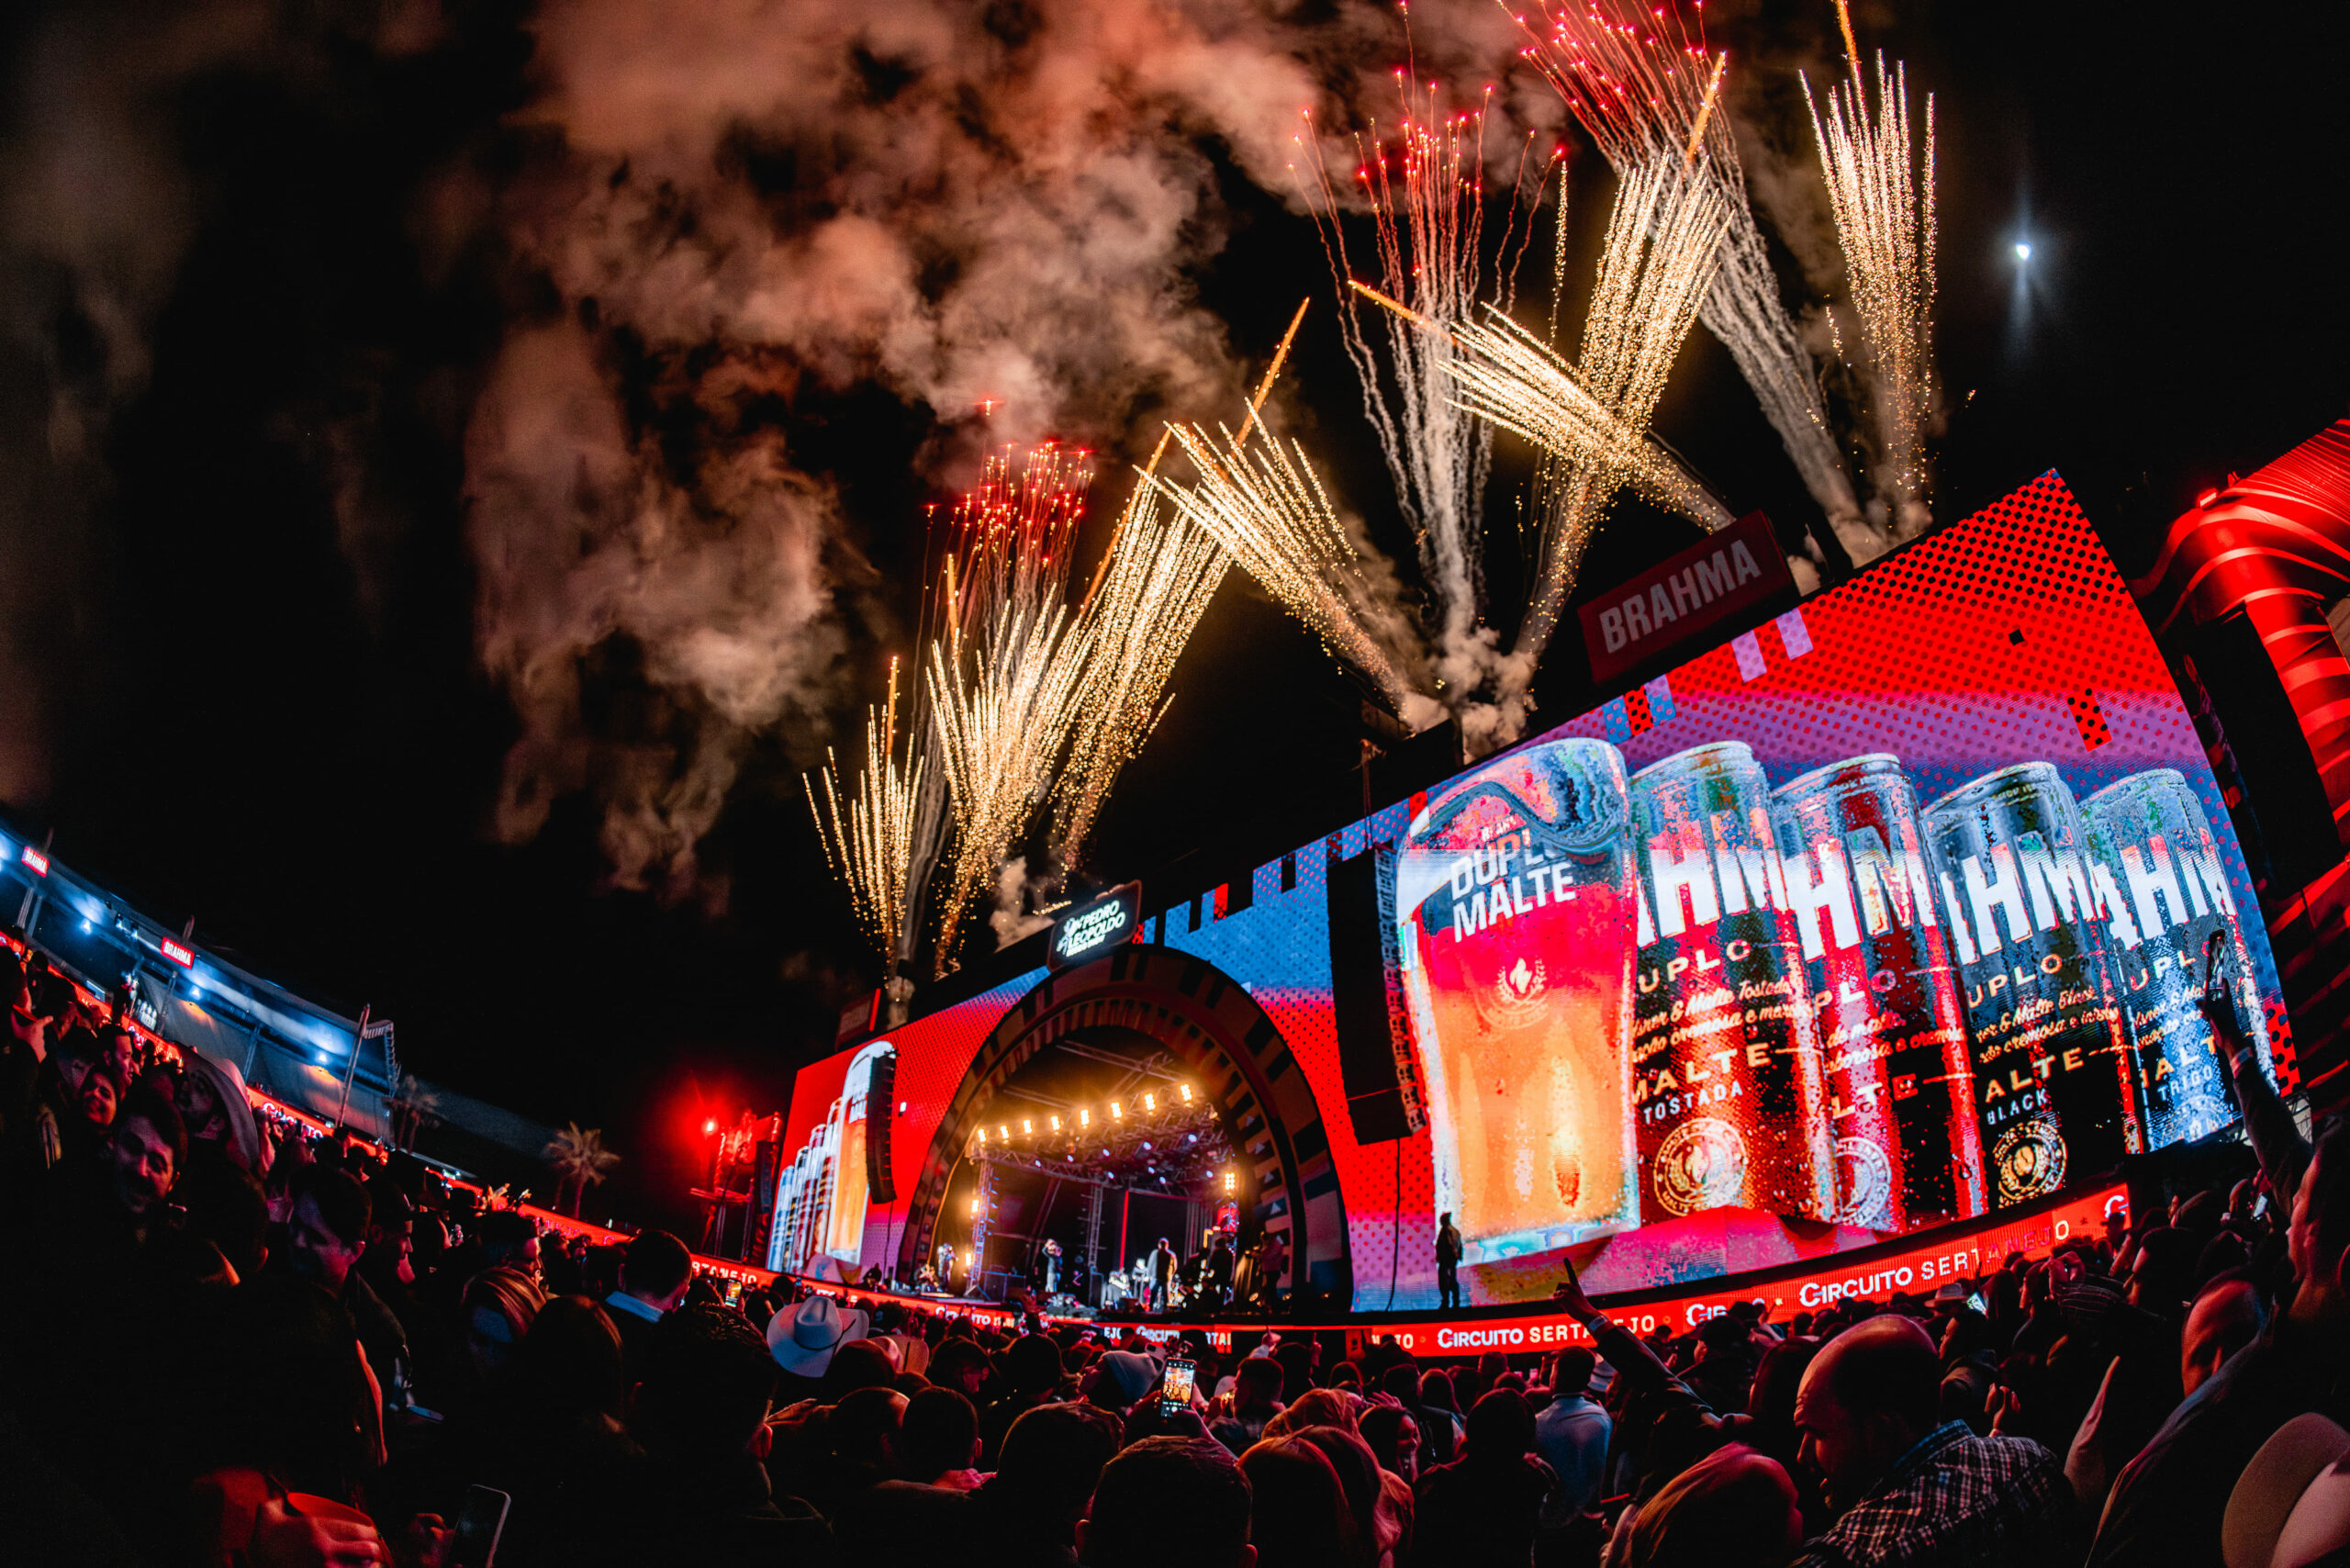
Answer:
[
  {"left": 747, "top": 1136, "right": 780, "bottom": 1264},
  {"left": 866, "top": 1049, "right": 898, "bottom": 1205},
  {"left": 1326, "top": 843, "right": 1427, "bottom": 1145}
]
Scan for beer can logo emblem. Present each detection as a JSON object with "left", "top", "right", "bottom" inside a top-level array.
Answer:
[
  {"left": 1479, "top": 955, "right": 1550, "bottom": 1031},
  {"left": 1831, "top": 1137, "right": 1896, "bottom": 1229},
  {"left": 1992, "top": 1116, "right": 2069, "bottom": 1204},
  {"left": 1652, "top": 1117, "right": 1750, "bottom": 1215}
]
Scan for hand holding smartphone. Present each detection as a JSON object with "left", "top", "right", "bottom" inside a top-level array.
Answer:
[
  {"left": 451, "top": 1486, "right": 510, "bottom": 1568},
  {"left": 2200, "top": 930, "right": 2252, "bottom": 1113},
  {"left": 1158, "top": 1357, "right": 1197, "bottom": 1417},
  {"left": 2200, "top": 930, "right": 2241, "bottom": 1043},
  {"left": 2202, "top": 929, "right": 2232, "bottom": 1010}
]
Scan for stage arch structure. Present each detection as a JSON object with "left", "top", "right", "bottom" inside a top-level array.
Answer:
[{"left": 896, "top": 944, "right": 1350, "bottom": 1301}]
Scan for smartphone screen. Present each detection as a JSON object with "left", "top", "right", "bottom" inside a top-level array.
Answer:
[
  {"left": 2204, "top": 929, "right": 2232, "bottom": 1002},
  {"left": 451, "top": 1485, "right": 510, "bottom": 1568},
  {"left": 2204, "top": 928, "right": 2247, "bottom": 1114},
  {"left": 1159, "top": 1357, "right": 1197, "bottom": 1416}
]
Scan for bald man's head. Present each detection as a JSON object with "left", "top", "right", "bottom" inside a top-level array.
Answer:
[
  {"left": 1793, "top": 1316, "right": 1942, "bottom": 1509},
  {"left": 1802, "top": 1316, "right": 1941, "bottom": 1428}
]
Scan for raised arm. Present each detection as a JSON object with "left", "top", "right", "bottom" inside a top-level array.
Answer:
[{"left": 2206, "top": 992, "right": 2310, "bottom": 1205}]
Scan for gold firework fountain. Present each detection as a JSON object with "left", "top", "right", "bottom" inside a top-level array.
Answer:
[
  {"left": 1505, "top": 156, "right": 1729, "bottom": 666},
  {"left": 1141, "top": 309, "right": 1435, "bottom": 727},
  {"left": 1295, "top": 84, "right": 1548, "bottom": 706},
  {"left": 1052, "top": 434, "right": 1230, "bottom": 861},
  {"left": 1805, "top": 43, "right": 1939, "bottom": 535},
  {"left": 1516, "top": 0, "right": 1875, "bottom": 558},
  {"left": 811, "top": 440, "right": 1236, "bottom": 976},
  {"left": 923, "top": 444, "right": 1098, "bottom": 971},
  {"left": 806, "top": 658, "right": 928, "bottom": 971}
]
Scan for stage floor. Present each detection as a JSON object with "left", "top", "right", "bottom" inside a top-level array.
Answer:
[{"left": 778, "top": 1181, "right": 2124, "bottom": 1359}]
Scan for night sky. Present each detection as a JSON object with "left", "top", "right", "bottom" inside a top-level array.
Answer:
[{"left": 2, "top": 0, "right": 2344, "bottom": 1232}]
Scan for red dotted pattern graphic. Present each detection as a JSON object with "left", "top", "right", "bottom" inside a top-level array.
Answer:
[
  {"left": 2069, "top": 689, "right": 2113, "bottom": 750},
  {"left": 1623, "top": 688, "right": 1656, "bottom": 734},
  {"left": 2269, "top": 995, "right": 2301, "bottom": 1092}
]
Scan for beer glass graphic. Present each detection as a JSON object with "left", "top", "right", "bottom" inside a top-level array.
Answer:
[
  {"left": 822, "top": 1041, "right": 894, "bottom": 1262},
  {"left": 1629, "top": 742, "right": 1833, "bottom": 1225},
  {"left": 1924, "top": 763, "right": 2144, "bottom": 1207},
  {"left": 1773, "top": 756, "right": 1986, "bottom": 1231},
  {"left": 1396, "top": 737, "right": 1639, "bottom": 1258},
  {"left": 2084, "top": 768, "right": 2272, "bottom": 1148}
]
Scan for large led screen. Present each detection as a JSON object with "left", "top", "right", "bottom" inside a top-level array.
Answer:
[{"left": 781, "top": 474, "right": 2287, "bottom": 1309}]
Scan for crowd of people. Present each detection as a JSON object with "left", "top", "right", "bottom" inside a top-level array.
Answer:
[{"left": 7, "top": 934, "right": 2350, "bottom": 1568}]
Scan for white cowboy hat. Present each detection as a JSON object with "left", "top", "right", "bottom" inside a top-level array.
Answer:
[
  {"left": 2224, "top": 1414, "right": 2350, "bottom": 1568},
  {"left": 185, "top": 1047, "right": 266, "bottom": 1176},
  {"left": 767, "top": 1294, "right": 870, "bottom": 1378},
  {"left": 2277, "top": 1459, "right": 2350, "bottom": 1568}
]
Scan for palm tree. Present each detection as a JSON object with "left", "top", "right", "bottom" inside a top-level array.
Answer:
[{"left": 543, "top": 1123, "right": 621, "bottom": 1217}]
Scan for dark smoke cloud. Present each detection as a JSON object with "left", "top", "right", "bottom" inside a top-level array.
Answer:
[
  {"left": 466, "top": 0, "right": 1551, "bottom": 895},
  {"left": 0, "top": 0, "right": 469, "bottom": 804},
  {"left": 464, "top": 320, "right": 854, "bottom": 899},
  {"left": 0, "top": 0, "right": 1561, "bottom": 891},
  {"left": 0, "top": 2, "right": 275, "bottom": 802}
]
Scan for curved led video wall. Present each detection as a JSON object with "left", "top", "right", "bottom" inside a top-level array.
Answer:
[{"left": 782, "top": 473, "right": 2286, "bottom": 1311}]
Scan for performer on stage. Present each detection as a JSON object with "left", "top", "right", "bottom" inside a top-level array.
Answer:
[
  {"left": 1206, "top": 1233, "right": 1236, "bottom": 1311},
  {"left": 1256, "top": 1229, "right": 1288, "bottom": 1310},
  {"left": 1435, "top": 1212, "right": 1463, "bottom": 1310},
  {"left": 1147, "top": 1236, "right": 1177, "bottom": 1311}
]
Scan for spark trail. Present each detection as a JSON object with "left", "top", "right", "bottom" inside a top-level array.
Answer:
[
  {"left": 1806, "top": 52, "right": 1938, "bottom": 536},
  {"left": 1142, "top": 413, "right": 1436, "bottom": 731},
  {"left": 1516, "top": 0, "right": 1875, "bottom": 557},
  {"left": 1436, "top": 306, "right": 1730, "bottom": 531},
  {"left": 932, "top": 442, "right": 1091, "bottom": 648}
]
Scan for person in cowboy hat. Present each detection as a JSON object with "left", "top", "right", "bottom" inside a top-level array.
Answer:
[{"left": 767, "top": 1292, "right": 870, "bottom": 1396}]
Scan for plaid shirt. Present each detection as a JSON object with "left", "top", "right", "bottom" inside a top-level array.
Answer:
[{"left": 1790, "top": 1422, "right": 2071, "bottom": 1568}]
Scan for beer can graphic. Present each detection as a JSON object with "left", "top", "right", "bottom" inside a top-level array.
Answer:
[
  {"left": 1773, "top": 756, "right": 1986, "bottom": 1230},
  {"left": 1923, "top": 763, "right": 2145, "bottom": 1207},
  {"left": 1629, "top": 742, "right": 1833, "bottom": 1225},
  {"left": 2083, "top": 768, "right": 2272, "bottom": 1147},
  {"left": 1395, "top": 738, "right": 1639, "bottom": 1259}
]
